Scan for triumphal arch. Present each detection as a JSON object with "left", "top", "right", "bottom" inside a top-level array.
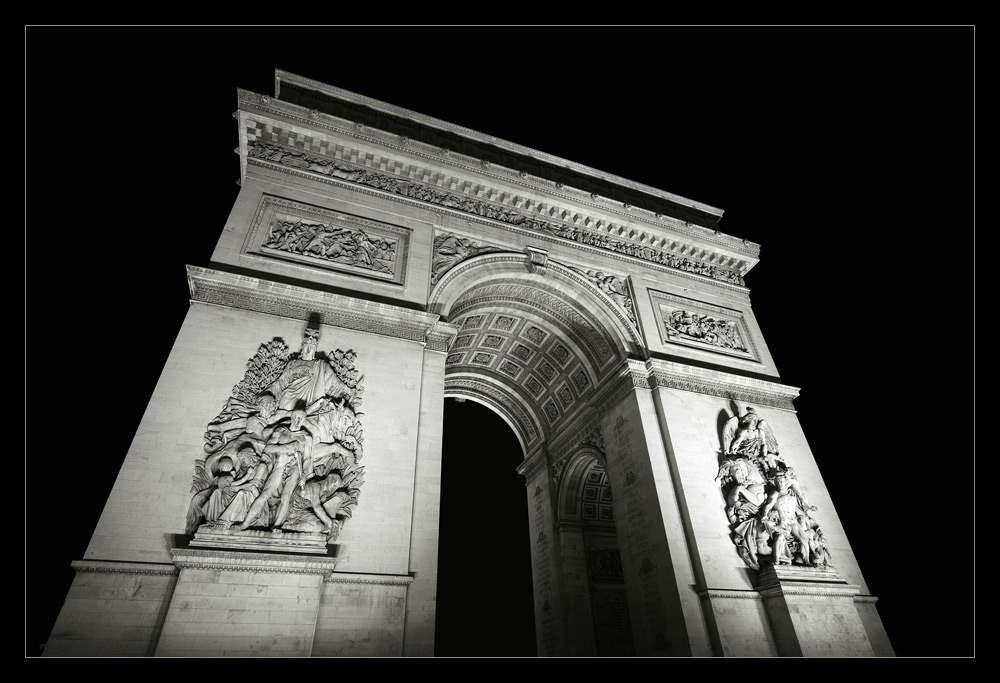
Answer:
[{"left": 43, "top": 70, "right": 892, "bottom": 657}]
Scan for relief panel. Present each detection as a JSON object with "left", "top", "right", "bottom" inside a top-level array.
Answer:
[{"left": 244, "top": 195, "right": 410, "bottom": 285}]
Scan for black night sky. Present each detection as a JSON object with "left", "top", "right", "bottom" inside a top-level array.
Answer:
[{"left": 26, "top": 26, "right": 974, "bottom": 658}]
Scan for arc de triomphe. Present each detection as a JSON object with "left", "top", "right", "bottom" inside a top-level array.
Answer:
[{"left": 43, "top": 70, "right": 891, "bottom": 657}]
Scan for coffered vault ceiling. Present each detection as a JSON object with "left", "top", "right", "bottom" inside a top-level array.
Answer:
[{"left": 443, "top": 274, "right": 627, "bottom": 453}]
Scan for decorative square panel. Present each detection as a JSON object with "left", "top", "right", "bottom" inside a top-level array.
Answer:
[
  {"left": 510, "top": 343, "right": 533, "bottom": 362},
  {"left": 556, "top": 383, "right": 574, "bottom": 408},
  {"left": 587, "top": 471, "right": 603, "bottom": 484},
  {"left": 648, "top": 290, "right": 760, "bottom": 361},
  {"left": 461, "top": 314, "right": 487, "bottom": 330},
  {"left": 470, "top": 352, "right": 495, "bottom": 366},
  {"left": 550, "top": 343, "right": 570, "bottom": 365},
  {"left": 446, "top": 352, "right": 465, "bottom": 365},
  {"left": 572, "top": 368, "right": 590, "bottom": 392},
  {"left": 524, "top": 375, "right": 544, "bottom": 397},
  {"left": 583, "top": 503, "right": 597, "bottom": 518},
  {"left": 537, "top": 361, "right": 556, "bottom": 383},
  {"left": 522, "top": 325, "right": 547, "bottom": 345},
  {"left": 453, "top": 335, "right": 475, "bottom": 348},
  {"left": 584, "top": 486, "right": 599, "bottom": 501},
  {"left": 482, "top": 334, "right": 506, "bottom": 350},
  {"left": 542, "top": 399, "right": 559, "bottom": 423},
  {"left": 599, "top": 505, "right": 614, "bottom": 521},
  {"left": 498, "top": 360, "right": 522, "bottom": 378},
  {"left": 493, "top": 315, "right": 517, "bottom": 331},
  {"left": 245, "top": 195, "right": 410, "bottom": 285}
]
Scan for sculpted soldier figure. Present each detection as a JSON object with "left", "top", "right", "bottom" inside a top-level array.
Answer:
[{"left": 187, "top": 326, "right": 367, "bottom": 541}]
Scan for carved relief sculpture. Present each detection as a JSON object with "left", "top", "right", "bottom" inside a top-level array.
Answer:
[
  {"left": 186, "top": 327, "right": 366, "bottom": 542},
  {"left": 560, "top": 263, "right": 637, "bottom": 328},
  {"left": 715, "top": 407, "right": 829, "bottom": 571},
  {"left": 430, "top": 232, "right": 502, "bottom": 284},
  {"left": 665, "top": 309, "right": 747, "bottom": 351},
  {"left": 263, "top": 214, "right": 396, "bottom": 276}
]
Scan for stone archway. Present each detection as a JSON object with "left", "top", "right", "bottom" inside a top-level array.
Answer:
[
  {"left": 554, "top": 448, "right": 635, "bottom": 657},
  {"left": 433, "top": 253, "right": 640, "bottom": 655}
]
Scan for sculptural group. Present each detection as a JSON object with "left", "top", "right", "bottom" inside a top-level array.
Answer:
[
  {"left": 187, "top": 327, "right": 366, "bottom": 541},
  {"left": 716, "top": 407, "right": 830, "bottom": 570}
]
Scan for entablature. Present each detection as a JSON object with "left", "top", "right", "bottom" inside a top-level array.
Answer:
[{"left": 234, "top": 75, "right": 761, "bottom": 285}]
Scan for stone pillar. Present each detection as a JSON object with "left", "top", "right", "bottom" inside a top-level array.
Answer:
[
  {"left": 313, "top": 573, "right": 413, "bottom": 656},
  {"left": 555, "top": 522, "right": 598, "bottom": 656},
  {"left": 154, "top": 549, "right": 337, "bottom": 657},
  {"left": 43, "top": 561, "right": 178, "bottom": 657},
  {"left": 755, "top": 565, "right": 875, "bottom": 657},
  {"left": 598, "top": 362, "right": 713, "bottom": 656},
  {"left": 519, "top": 448, "right": 564, "bottom": 656},
  {"left": 402, "top": 344, "right": 447, "bottom": 655}
]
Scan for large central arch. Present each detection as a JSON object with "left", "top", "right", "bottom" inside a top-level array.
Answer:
[{"left": 434, "top": 253, "right": 640, "bottom": 455}]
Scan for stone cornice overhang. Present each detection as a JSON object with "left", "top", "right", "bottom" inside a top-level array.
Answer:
[
  {"left": 273, "top": 71, "right": 726, "bottom": 232},
  {"left": 235, "top": 77, "right": 760, "bottom": 280},
  {"left": 589, "top": 358, "right": 800, "bottom": 415},
  {"left": 186, "top": 266, "right": 458, "bottom": 351}
]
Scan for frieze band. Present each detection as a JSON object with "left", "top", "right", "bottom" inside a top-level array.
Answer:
[{"left": 245, "top": 138, "right": 746, "bottom": 285}]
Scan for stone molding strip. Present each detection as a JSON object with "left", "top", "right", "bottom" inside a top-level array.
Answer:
[
  {"left": 590, "top": 358, "right": 800, "bottom": 415},
  {"left": 697, "top": 588, "right": 763, "bottom": 601},
  {"left": 325, "top": 572, "right": 414, "bottom": 587},
  {"left": 646, "top": 358, "right": 799, "bottom": 411},
  {"left": 71, "top": 560, "right": 179, "bottom": 576},
  {"left": 758, "top": 585, "right": 863, "bottom": 599},
  {"left": 517, "top": 447, "right": 549, "bottom": 483},
  {"left": 186, "top": 266, "right": 458, "bottom": 351},
  {"left": 170, "top": 548, "right": 339, "bottom": 575}
]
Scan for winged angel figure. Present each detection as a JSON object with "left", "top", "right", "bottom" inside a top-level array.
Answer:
[{"left": 716, "top": 407, "right": 830, "bottom": 570}]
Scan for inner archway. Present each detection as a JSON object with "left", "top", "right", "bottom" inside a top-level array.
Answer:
[{"left": 435, "top": 398, "right": 536, "bottom": 657}]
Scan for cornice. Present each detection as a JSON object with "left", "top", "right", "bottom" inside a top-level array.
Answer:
[
  {"left": 758, "top": 584, "right": 862, "bottom": 599},
  {"left": 646, "top": 358, "right": 799, "bottom": 411},
  {"left": 71, "top": 560, "right": 179, "bottom": 576},
  {"left": 170, "top": 548, "right": 339, "bottom": 575},
  {"left": 325, "top": 572, "right": 414, "bottom": 587},
  {"left": 186, "top": 266, "right": 457, "bottom": 348},
  {"left": 271, "top": 71, "right": 730, "bottom": 225},
  {"left": 235, "top": 98, "right": 758, "bottom": 280},
  {"left": 517, "top": 446, "right": 549, "bottom": 482},
  {"left": 588, "top": 357, "right": 799, "bottom": 414},
  {"left": 697, "top": 588, "right": 762, "bottom": 601}
]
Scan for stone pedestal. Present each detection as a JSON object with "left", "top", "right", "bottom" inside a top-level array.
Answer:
[
  {"left": 755, "top": 564, "right": 874, "bottom": 657},
  {"left": 155, "top": 548, "right": 338, "bottom": 657}
]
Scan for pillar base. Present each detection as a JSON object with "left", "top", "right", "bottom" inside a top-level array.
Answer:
[
  {"left": 755, "top": 564, "right": 875, "bottom": 657},
  {"left": 155, "top": 548, "right": 338, "bottom": 656}
]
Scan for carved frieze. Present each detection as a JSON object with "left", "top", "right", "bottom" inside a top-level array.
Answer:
[
  {"left": 245, "top": 195, "right": 410, "bottom": 285},
  {"left": 245, "top": 138, "right": 745, "bottom": 285},
  {"left": 649, "top": 290, "right": 759, "bottom": 361},
  {"left": 186, "top": 326, "right": 367, "bottom": 546},
  {"left": 715, "top": 407, "right": 830, "bottom": 572}
]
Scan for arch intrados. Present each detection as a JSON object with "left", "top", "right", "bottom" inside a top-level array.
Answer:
[
  {"left": 430, "top": 252, "right": 641, "bottom": 356},
  {"left": 557, "top": 447, "right": 610, "bottom": 524},
  {"left": 443, "top": 373, "right": 543, "bottom": 456}
]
